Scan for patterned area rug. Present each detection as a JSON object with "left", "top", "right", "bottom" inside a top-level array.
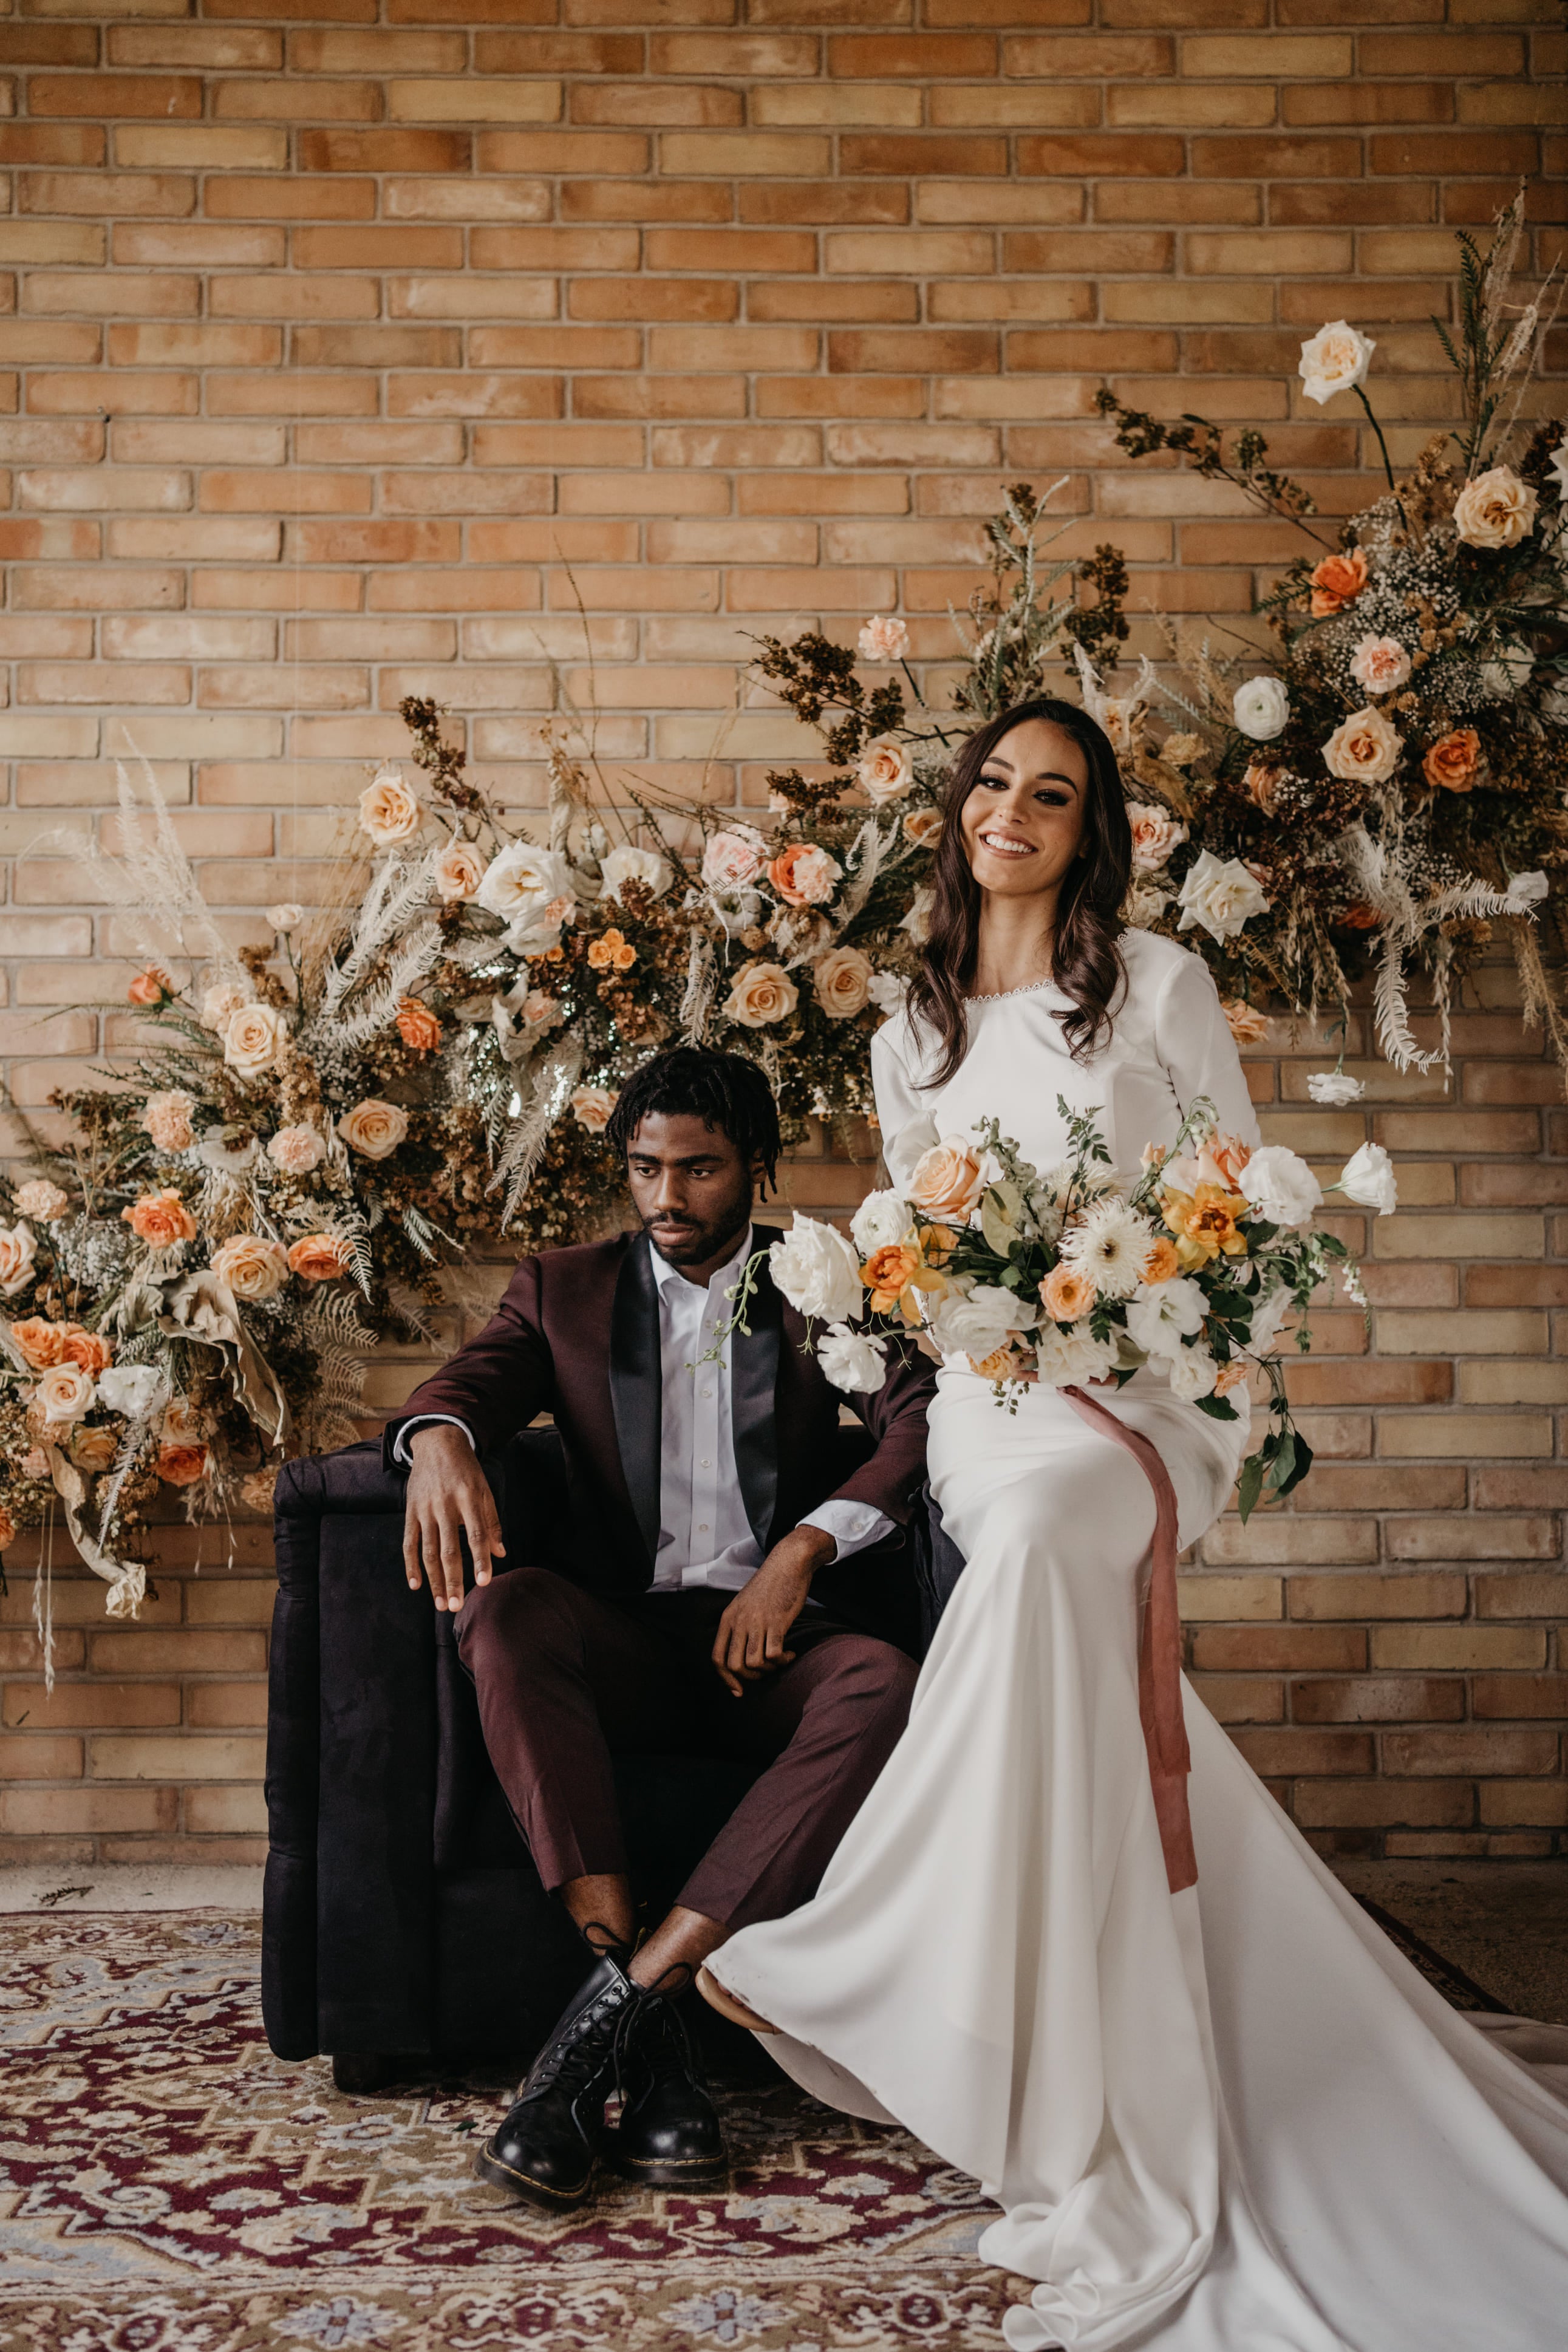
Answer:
[{"left": 0, "top": 1913, "right": 1028, "bottom": 2351}]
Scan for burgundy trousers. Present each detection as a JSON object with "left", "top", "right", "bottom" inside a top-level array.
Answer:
[{"left": 455, "top": 1567, "right": 918, "bottom": 1930}]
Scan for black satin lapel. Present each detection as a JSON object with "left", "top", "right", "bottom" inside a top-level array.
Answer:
[
  {"left": 731, "top": 1260, "right": 782, "bottom": 1551},
  {"left": 608, "top": 1235, "right": 662, "bottom": 1569}
]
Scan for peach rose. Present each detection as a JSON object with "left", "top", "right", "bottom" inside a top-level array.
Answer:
[
  {"left": 395, "top": 997, "right": 441, "bottom": 1053},
  {"left": 1422, "top": 728, "right": 1481, "bottom": 793},
  {"left": 702, "top": 828, "right": 766, "bottom": 893},
  {"left": 1127, "top": 802, "right": 1189, "bottom": 874},
  {"left": 813, "top": 945, "right": 873, "bottom": 1021},
  {"left": 267, "top": 1125, "right": 326, "bottom": 1176},
  {"left": 223, "top": 1001, "right": 287, "bottom": 1079},
  {"left": 856, "top": 735, "right": 913, "bottom": 806},
  {"left": 724, "top": 961, "right": 799, "bottom": 1029},
  {"left": 35, "top": 1362, "right": 95, "bottom": 1425},
  {"left": 239, "top": 1468, "right": 278, "bottom": 1512},
  {"left": 201, "top": 982, "right": 250, "bottom": 1033},
  {"left": 358, "top": 766, "right": 422, "bottom": 847},
  {"left": 519, "top": 990, "right": 561, "bottom": 1034},
  {"left": 1323, "top": 705, "right": 1402, "bottom": 785},
  {"left": 0, "top": 1223, "right": 37, "bottom": 1297},
  {"left": 1307, "top": 547, "right": 1367, "bottom": 618},
  {"left": 570, "top": 1085, "right": 618, "bottom": 1133},
  {"left": 1040, "top": 1263, "right": 1096, "bottom": 1323},
  {"left": 862, "top": 1241, "right": 922, "bottom": 1315},
  {"left": 123, "top": 1190, "right": 198, "bottom": 1250},
  {"left": 1213, "top": 1359, "right": 1247, "bottom": 1396},
  {"left": 1222, "top": 1000, "right": 1269, "bottom": 1046},
  {"left": 10, "top": 1317, "right": 64, "bottom": 1370},
  {"left": 127, "top": 965, "right": 171, "bottom": 1007},
  {"left": 587, "top": 928, "right": 637, "bottom": 974},
  {"left": 162, "top": 1399, "right": 206, "bottom": 1446},
  {"left": 857, "top": 615, "right": 909, "bottom": 663},
  {"left": 13, "top": 1180, "right": 69, "bottom": 1222},
  {"left": 1140, "top": 1235, "right": 1181, "bottom": 1284},
  {"left": 433, "top": 839, "right": 486, "bottom": 902},
  {"left": 59, "top": 1325, "right": 112, "bottom": 1375},
  {"left": 1349, "top": 635, "right": 1412, "bottom": 697},
  {"left": 767, "top": 843, "right": 842, "bottom": 907},
  {"left": 907, "top": 1137, "right": 986, "bottom": 1222},
  {"left": 141, "top": 1089, "right": 197, "bottom": 1154},
  {"left": 336, "top": 1099, "right": 409, "bottom": 1161},
  {"left": 156, "top": 1441, "right": 210, "bottom": 1487},
  {"left": 1453, "top": 465, "right": 1538, "bottom": 551},
  {"left": 211, "top": 1234, "right": 290, "bottom": 1303},
  {"left": 969, "top": 1341, "right": 1029, "bottom": 1383},
  {"left": 287, "top": 1233, "right": 349, "bottom": 1283},
  {"left": 69, "top": 1424, "right": 119, "bottom": 1474},
  {"left": 1199, "top": 1131, "right": 1253, "bottom": 1190},
  {"left": 903, "top": 805, "right": 943, "bottom": 849},
  {"left": 1241, "top": 763, "right": 1278, "bottom": 811}
]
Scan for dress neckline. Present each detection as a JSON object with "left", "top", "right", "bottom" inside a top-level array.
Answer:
[{"left": 966, "top": 977, "right": 1059, "bottom": 1005}]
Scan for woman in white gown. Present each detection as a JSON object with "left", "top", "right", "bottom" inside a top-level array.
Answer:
[{"left": 701, "top": 697, "right": 1568, "bottom": 2351}]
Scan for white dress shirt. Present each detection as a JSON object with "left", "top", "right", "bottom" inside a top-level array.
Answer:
[{"left": 395, "top": 1225, "right": 893, "bottom": 1594}]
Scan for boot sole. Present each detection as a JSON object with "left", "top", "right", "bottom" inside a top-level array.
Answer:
[
  {"left": 604, "top": 2149, "right": 729, "bottom": 2192},
  {"left": 474, "top": 2143, "right": 595, "bottom": 2212}
]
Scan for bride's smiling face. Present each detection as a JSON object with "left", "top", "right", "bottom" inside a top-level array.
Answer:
[{"left": 959, "top": 718, "right": 1089, "bottom": 901}]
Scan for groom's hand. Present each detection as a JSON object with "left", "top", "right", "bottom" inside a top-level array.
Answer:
[
  {"left": 712, "top": 1525, "right": 836, "bottom": 1697},
  {"left": 403, "top": 1423, "right": 505, "bottom": 1613}
]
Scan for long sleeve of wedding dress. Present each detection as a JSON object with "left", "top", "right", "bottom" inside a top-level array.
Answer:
[{"left": 710, "top": 932, "right": 1568, "bottom": 2352}]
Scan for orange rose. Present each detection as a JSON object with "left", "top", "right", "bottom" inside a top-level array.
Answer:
[
  {"left": 1307, "top": 547, "right": 1367, "bottom": 618},
  {"left": 1422, "top": 728, "right": 1481, "bottom": 793},
  {"left": 587, "top": 928, "right": 637, "bottom": 974},
  {"left": 970, "top": 1341, "right": 1028, "bottom": 1382},
  {"left": 766, "top": 842, "right": 841, "bottom": 908},
  {"left": 10, "top": 1317, "right": 64, "bottom": 1370},
  {"left": 1241, "top": 763, "right": 1278, "bottom": 811},
  {"left": 156, "top": 1441, "right": 210, "bottom": 1487},
  {"left": 127, "top": 965, "right": 171, "bottom": 1007},
  {"left": 1338, "top": 901, "right": 1380, "bottom": 930},
  {"left": 1162, "top": 1184, "right": 1249, "bottom": 1269},
  {"left": 1140, "top": 1235, "right": 1181, "bottom": 1286},
  {"left": 1040, "top": 1263, "right": 1096, "bottom": 1323},
  {"left": 395, "top": 996, "right": 442, "bottom": 1052},
  {"left": 58, "top": 1325, "right": 112, "bottom": 1374},
  {"left": 861, "top": 1241, "right": 922, "bottom": 1315},
  {"left": 70, "top": 1424, "right": 119, "bottom": 1473},
  {"left": 123, "top": 1190, "right": 198, "bottom": 1250},
  {"left": 287, "top": 1233, "right": 349, "bottom": 1284}
]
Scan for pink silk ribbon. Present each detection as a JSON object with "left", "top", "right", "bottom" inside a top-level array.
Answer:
[{"left": 1062, "top": 1383, "right": 1197, "bottom": 1894}]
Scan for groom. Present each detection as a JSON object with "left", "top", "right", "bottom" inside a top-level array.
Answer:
[{"left": 390, "top": 1046, "right": 934, "bottom": 2212}]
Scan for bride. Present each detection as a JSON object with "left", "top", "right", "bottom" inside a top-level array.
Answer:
[{"left": 699, "top": 696, "right": 1568, "bottom": 2351}]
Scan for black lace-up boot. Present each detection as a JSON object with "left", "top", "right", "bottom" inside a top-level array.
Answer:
[
  {"left": 475, "top": 1949, "right": 639, "bottom": 2212},
  {"left": 605, "top": 1981, "right": 729, "bottom": 2192}
]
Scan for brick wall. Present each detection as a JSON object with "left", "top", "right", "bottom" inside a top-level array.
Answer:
[{"left": 0, "top": 1, "right": 1562, "bottom": 1864}]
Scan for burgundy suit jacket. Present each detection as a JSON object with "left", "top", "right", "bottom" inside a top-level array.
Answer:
[{"left": 384, "top": 1229, "right": 938, "bottom": 1606}]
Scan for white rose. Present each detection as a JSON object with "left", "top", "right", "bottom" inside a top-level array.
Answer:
[
  {"left": 1337, "top": 1140, "right": 1397, "bottom": 1216},
  {"left": 816, "top": 1322, "right": 888, "bottom": 1395},
  {"left": 1323, "top": 704, "right": 1402, "bottom": 785},
  {"left": 769, "top": 1216, "right": 864, "bottom": 1324},
  {"left": 1298, "top": 319, "right": 1376, "bottom": 406},
  {"left": 867, "top": 970, "right": 907, "bottom": 1017},
  {"left": 1031, "top": 1317, "right": 1119, "bottom": 1388},
  {"left": 925, "top": 1283, "right": 1021, "bottom": 1363},
  {"left": 599, "top": 845, "right": 671, "bottom": 903},
  {"left": 851, "top": 1190, "right": 913, "bottom": 1256},
  {"left": 336, "top": 1098, "right": 409, "bottom": 1161},
  {"left": 97, "top": 1363, "right": 168, "bottom": 1420},
  {"left": 1239, "top": 1144, "right": 1323, "bottom": 1230},
  {"left": 1550, "top": 443, "right": 1568, "bottom": 503},
  {"left": 0, "top": 1222, "right": 38, "bottom": 1298},
  {"left": 1232, "top": 676, "right": 1290, "bottom": 741},
  {"left": 222, "top": 1001, "right": 287, "bottom": 1077},
  {"left": 1176, "top": 850, "right": 1269, "bottom": 943},
  {"left": 1164, "top": 1344, "right": 1219, "bottom": 1403},
  {"left": 1125, "top": 1275, "right": 1207, "bottom": 1359},
  {"left": 857, "top": 735, "right": 914, "bottom": 806},
  {"left": 265, "top": 902, "right": 304, "bottom": 933},
  {"left": 1504, "top": 870, "right": 1549, "bottom": 911},
  {"left": 1307, "top": 1071, "right": 1365, "bottom": 1106},
  {"left": 1453, "top": 465, "right": 1538, "bottom": 551},
  {"left": 476, "top": 841, "right": 574, "bottom": 921},
  {"left": 1127, "top": 803, "right": 1188, "bottom": 873}
]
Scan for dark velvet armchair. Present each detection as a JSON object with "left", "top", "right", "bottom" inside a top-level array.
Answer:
[{"left": 262, "top": 1426, "right": 964, "bottom": 2082}]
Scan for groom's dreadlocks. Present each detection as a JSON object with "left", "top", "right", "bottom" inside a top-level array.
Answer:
[{"left": 605, "top": 1047, "right": 782, "bottom": 1190}]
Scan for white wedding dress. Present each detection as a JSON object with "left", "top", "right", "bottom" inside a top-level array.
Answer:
[{"left": 711, "top": 931, "right": 1568, "bottom": 2351}]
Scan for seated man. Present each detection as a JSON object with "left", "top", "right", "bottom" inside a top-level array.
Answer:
[{"left": 391, "top": 1046, "right": 934, "bottom": 2215}]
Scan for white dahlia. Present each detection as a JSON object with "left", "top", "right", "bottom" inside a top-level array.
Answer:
[{"left": 1059, "top": 1196, "right": 1157, "bottom": 1300}]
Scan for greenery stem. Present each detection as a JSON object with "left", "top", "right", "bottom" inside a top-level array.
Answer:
[{"left": 1355, "top": 385, "right": 1409, "bottom": 530}]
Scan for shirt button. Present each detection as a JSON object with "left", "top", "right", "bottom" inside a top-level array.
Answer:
[
  {"left": 700, "top": 1458, "right": 711, "bottom": 1467},
  {"left": 697, "top": 1522, "right": 708, "bottom": 1533},
  {"left": 701, "top": 1389, "right": 712, "bottom": 1399}
]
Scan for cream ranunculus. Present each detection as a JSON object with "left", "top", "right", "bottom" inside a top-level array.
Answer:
[
  {"left": 857, "top": 735, "right": 914, "bottom": 806},
  {"left": 1323, "top": 704, "right": 1403, "bottom": 785},
  {"left": 1238, "top": 1143, "right": 1323, "bottom": 1230},
  {"left": 1349, "top": 635, "right": 1413, "bottom": 696},
  {"left": 907, "top": 1136, "right": 987, "bottom": 1222},
  {"left": 336, "top": 1098, "right": 409, "bottom": 1161},
  {"left": 1453, "top": 465, "right": 1538, "bottom": 551},
  {"left": 850, "top": 1188, "right": 913, "bottom": 1256},
  {"left": 210, "top": 1233, "right": 290, "bottom": 1301},
  {"left": 1298, "top": 319, "right": 1376, "bottom": 405},
  {"left": 723, "top": 961, "right": 799, "bottom": 1029},
  {"left": 816, "top": 1321, "right": 889, "bottom": 1394},
  {"left": 769, "top": 1216, "right": 864, "bottom": 1324},
  {"left": 599, "top": 845, "right": 671, "bottom": 902},
  {"left": 35, "top": 1362, "right": 95, "bottom": 1425},
  {"left": 813, "top": 944, "right": 873, "bottom": 1020},
  {"left": 0, "top": 1222, "right": 37, "bottom": 1298},
  {"left": 222, "top": 1001, "right": 287, "bottom": 1078},
  {"left": 1233, "top": 676, "right": 1290, "bottom": 741},
  {"left": 432, "top": 839, "right": 486, "bottom": 902},
  {"left": 475, "top": 840, "right": 573, "bottom": 921},
  {"left": 358, "top": 766, "right": 422, "bottom": 846},
  {"left": 1127, "top": 803, "right": 1189, "bottom": 873},
  {"left": 1176, "top": 850, "right": 1269, "bottom": 943}
]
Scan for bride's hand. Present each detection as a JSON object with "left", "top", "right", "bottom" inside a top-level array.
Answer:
[{"left": 711, "top": 1526, "right": 833, "bottom": 1697}]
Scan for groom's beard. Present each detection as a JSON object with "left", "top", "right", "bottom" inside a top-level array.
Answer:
[{"left": 643, "top": 1188, "right": 752, "bottom": 1275}]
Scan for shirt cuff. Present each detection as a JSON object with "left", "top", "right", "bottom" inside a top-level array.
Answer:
[
  {"left": 392, "top": 1414, "right": 476, "bottom": 1468},
  {"left": 798, "top": 1499, "right": 896, "bottom": 1566}
]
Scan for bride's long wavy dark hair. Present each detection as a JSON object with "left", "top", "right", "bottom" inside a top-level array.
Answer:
[{"left": 908, "top": 696, "right": 1132, "bottom": 1086}]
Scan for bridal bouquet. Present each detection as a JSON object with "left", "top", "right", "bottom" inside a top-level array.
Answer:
[{"left": 765, "top": 1101, "right": 1396, "bottom": 1519}]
